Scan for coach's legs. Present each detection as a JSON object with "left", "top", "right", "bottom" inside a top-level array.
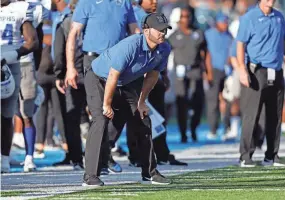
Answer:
[
  {"left": 122, "top": 82, "right": 156, "bottom": 177},
  {"left": 84, "top": 71, "right": 109, "bottom": 176},
  {"left": 64, "top": 80, "right": 86, "bottom": 164},
  {"left": 240, "top": 68, "right": 265, "bottom": 161},
  {"left": 264, "top": 70, "right": 284, "bottom": 161},
  {"left": 148, "top": 79, "right": 170, "bottom": 162}
]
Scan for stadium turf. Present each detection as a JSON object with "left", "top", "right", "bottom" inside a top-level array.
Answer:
[{"left": 35, "top": 165, "right": 285, "bottom": 200}]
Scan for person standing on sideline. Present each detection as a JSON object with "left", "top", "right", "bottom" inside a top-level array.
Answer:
[
  {"left": 1, "top": 0, "right": 39, "bottom": 173},
  {"left": 65, "top": 0, "right": 140, "bottom": 174},
  {"left": 121, "top": 0, "right": 187, "bottom": 167},
  {"left": 83, "top": 13, "right": 172, "bottom": 186},
  {"left": 49, "top": 0, "right": 83, "bottom": 168},
  {"left": 15, "top": 0, "right": 47, "bottom": 172},
  {"left": 204, "top": 12, "right": 233, "bottom": 140},
  {"left": 237, "top": 0, "right": 285, "bottom": 167},
  {"left": 53, "top": 0, "right": 86, "bottom": 170},
  {"left": 168, "top": 7, "right": 206, "bottom": 143}
]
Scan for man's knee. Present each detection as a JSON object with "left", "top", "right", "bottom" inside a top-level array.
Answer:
[{"left": 19, "top": 99, "right": 35, "bottom": 120}]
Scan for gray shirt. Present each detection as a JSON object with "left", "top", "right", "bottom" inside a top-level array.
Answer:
[{"left": 168, "top": 29, "right": 206, "bottom": 67}]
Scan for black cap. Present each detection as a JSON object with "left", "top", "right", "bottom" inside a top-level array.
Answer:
[{"left": 142, "top": 13, "right": 172, "bottom": 31}]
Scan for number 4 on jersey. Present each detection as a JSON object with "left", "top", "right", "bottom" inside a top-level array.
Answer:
[{"left": 1, "top": 24, "right": 13, "bottom": 45}]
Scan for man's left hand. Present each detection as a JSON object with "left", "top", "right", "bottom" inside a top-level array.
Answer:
[{"left": 137, "top": 101, "right": 149, "bottom": 119}]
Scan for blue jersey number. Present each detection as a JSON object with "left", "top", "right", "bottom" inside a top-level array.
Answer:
[{"left": 1, "top": 24, "right": 13, "bottom": 45}]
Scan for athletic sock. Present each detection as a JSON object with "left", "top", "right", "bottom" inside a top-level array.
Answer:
[{"left": 23, "top": 126, "right": 36, "bottom": 156}]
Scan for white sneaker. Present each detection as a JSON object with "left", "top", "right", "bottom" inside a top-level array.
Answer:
[
  {"left": 262, "top": 158, "right": 285, "bottom": 167},
  {"left": 222, "top": 131, "right": 237, "bottom": 141},
  {"left": 240, "top": 160, "right": 256, "bottom": 168},
  {"left": 207, "top": 132, "right": 217, "bottom": 140},
  {"left": 12, "top": 133, "right": 25, "bottom": 149},
  {"left": 23, "top": 155, "right": 36, "bottom": 172},
  {"left": 33, "top": 150, "right": 45, "bottom": 159},
  {"left": 1, "top": 155, "right": 10, "bottom": 173},
  {"left": 273, "top": 162, "right": 285, "bottom": 167}
]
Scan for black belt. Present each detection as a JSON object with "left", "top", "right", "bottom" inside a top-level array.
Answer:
[{"left": 83, "top": 51, "right": 99, "bottom": 57}]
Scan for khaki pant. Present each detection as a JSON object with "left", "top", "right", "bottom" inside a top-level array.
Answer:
[{"left": 17, "top": 61, "right": 37, "bottom": 118}]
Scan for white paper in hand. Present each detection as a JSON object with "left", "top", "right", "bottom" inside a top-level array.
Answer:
[{"left": 146, "top": 100, "right": 166, "bottom": 139}]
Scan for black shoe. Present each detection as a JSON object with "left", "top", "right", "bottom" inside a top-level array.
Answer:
[
  {"left": 73, "top": 162, "right": 84, "bottom": 170},
  {"left": 181, "top": 136, "right": 187, "bottom": 143},
  {"left": 82, "top": 174, "right": 104, "bottom": 187},
  {"left": 129, "top": 160, "right": 141, "bottom": 167},
  {"left": 108, "top": 156, "right": 122, "bottom": 173},
  {"left": 142, "top": 172, "right": 171, "bottom": 185},
  {"left": 191, "top": 132, "right": 197, "bottom": 142},
  {"left": 53, "top": 153, "right": 71, "bottom": 166},
  {"left": 168, "top": 154, "right": 188, "bottom": 166},
  {"left": 111, "top": 146, "right": 127, "bottom": 157},
  {"left": 100, "top": 168, "right": 109, "bottom": 176}
]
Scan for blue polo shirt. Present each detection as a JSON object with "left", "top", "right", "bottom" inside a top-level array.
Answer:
[
  {"left": 237, "top": 5, "right": 285, "bottom": 70},
  {"left": 230, "top": 39, "right": 249, "bottom": 65},
  {"left": 72, "top": 0, "right": 137, "bottom": 54},
  {"left": 133, "top": 5, "right": 147, "bottom": 30},
  {"left": 230, "top": 40, "right": 237, "bottom": 57},
  {"left": 205, "top": 28, "right": 232, "bottom": 71},
  {"left": 92, "top": 34, "right": 171, "bottom": 86}
]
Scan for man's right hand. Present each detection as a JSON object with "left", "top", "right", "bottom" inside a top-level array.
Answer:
[
  {"left": 103, "top": 105, "right": 114, "bottom": 119},
  {"left": 55, "top": 80, "right": 66, "bottom": 94},
  {"left": 239, "top": 67, "right": 250, "bottom": 87},
  {"left": 65, "top": 67, "right": 78, "bottom": 89}
]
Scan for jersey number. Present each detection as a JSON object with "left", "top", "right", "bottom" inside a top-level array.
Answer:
[{"left": 1, "top": 24, "right": 13, "bottom": 45}]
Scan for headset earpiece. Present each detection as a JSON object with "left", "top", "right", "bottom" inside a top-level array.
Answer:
[{"left": 141, "top": 13, "right": 152, "bottom": 29}]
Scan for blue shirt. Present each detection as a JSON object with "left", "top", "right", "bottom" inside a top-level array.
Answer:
[
  {"left": 133, "top": 5, "right": 147, "bottom": 31},
  {"left": 92, "top": 34, "right": 171, "bottom": 86},
  {"left": 205, "top": 28, "right": 232, "bottom": 71},
  {"left": 72, "top": 0, "right": 137, "bottom": 54},
  {"left": 51, "top": 7, "right": 71, "bottom": 60},
  {"left": 237, "top": 5, "right": 285, "bottom": 70},
  {"left": 230, "top": 39, "right": 249, "bottom": 68},
  {"left": 230, "top": 39, "right": 237, "bottom": 57}
]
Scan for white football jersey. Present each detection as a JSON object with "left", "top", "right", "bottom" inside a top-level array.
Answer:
[
  {"left": 20, "top": 0, "right": 50, "bottom": 63},
  {"left": 26, "top": 0, "right": 50, "bottom": 28},
  {"left": 0, "top": 1, "right": 33, "bottom": 53}
]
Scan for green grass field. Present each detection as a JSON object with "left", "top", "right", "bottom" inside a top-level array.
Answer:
[{"left": 38, "top": 166, "right": 285, "bottom": 200}]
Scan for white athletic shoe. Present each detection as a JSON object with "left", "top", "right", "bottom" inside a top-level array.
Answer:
[
  {"left": 33, "top": 150, "right": 45, "bottom": 159},
  {"left": 240, "top": 160, "right": 256, "bottom": 168},
  {"left": 1, "top": 155, "right": 10, "bottom": 173},
  {"left": 207, "top": 132, "right": 218, "bottom": 140},
  {"left": 262, "top": 158, "right": 285, "bottom": 167},
  {"left": 12, "top": 133, "right": 25, "bottom": 149},
  {"left": 222, "top": 130, "right": 238, "bottom": 141},
  {"left": 23, "top": 155, "right": 36, "bottom": 172}
]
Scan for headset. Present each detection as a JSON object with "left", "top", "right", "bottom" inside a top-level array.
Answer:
[{"left": 141, "top": 13, "right": 152, "bottom": 29}]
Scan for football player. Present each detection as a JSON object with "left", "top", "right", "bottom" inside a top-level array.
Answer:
[{"left": 1, "top": 0, "right": 39, "bottom": 173}]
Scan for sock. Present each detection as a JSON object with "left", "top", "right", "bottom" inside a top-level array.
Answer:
[
  {"left": 230, "top": 116, "right": 241, "bottom": 137},
  {"left": 23, "top": 126, "right": 36, "bottom": 156}
]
